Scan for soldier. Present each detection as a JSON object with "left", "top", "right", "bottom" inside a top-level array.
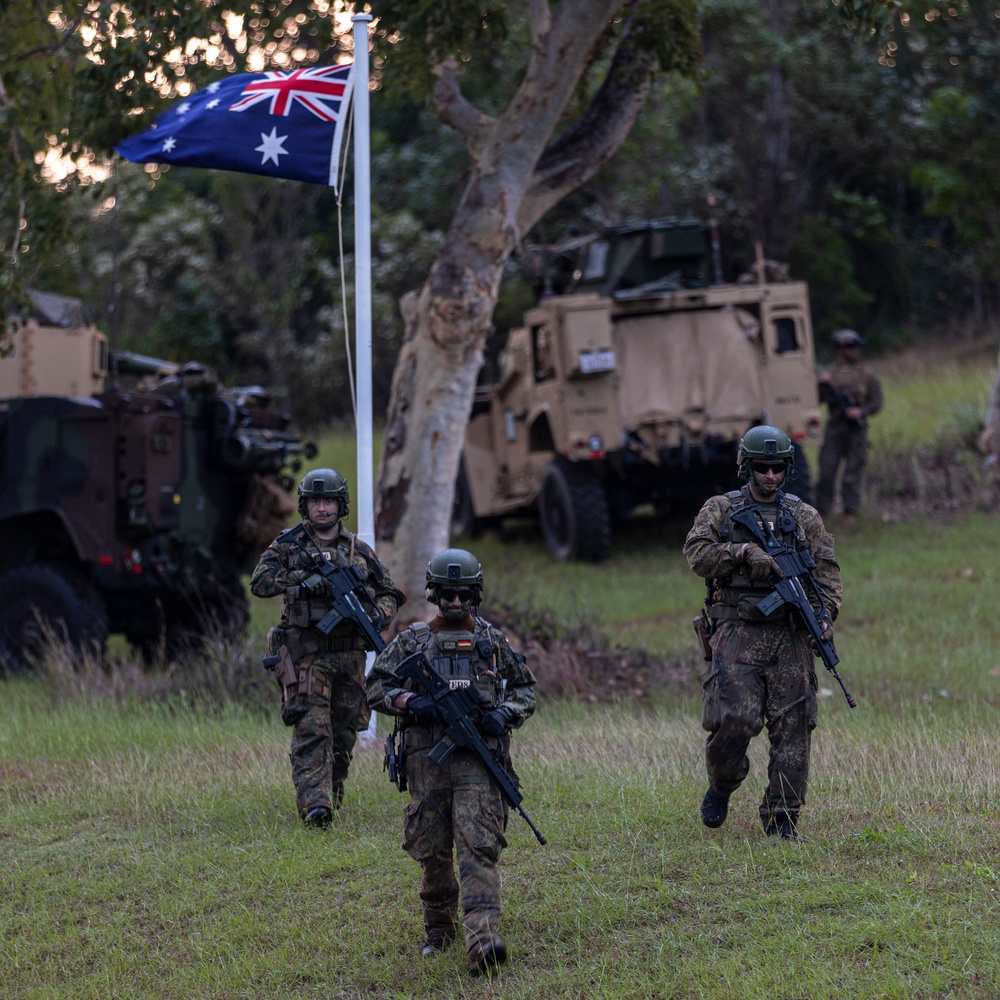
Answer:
[
  {"left": 250, "top": 468, "right": 404, "bottom": 826},
  {"left": 365, "top": 548, "right": 536, "bottom": 975},
  {"left": 816, "top": 328, "right": 883, "bottom": 524},
  {"left": 683, "top": 426, "right": 842, "bottom": 840}
]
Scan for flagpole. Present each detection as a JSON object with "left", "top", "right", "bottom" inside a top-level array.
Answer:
[
  {"left": 352, "top": 12, "right": 378, "bottom": 742},
  {"left": 352, "top": 12, "right": 374, "bottom": 549}
]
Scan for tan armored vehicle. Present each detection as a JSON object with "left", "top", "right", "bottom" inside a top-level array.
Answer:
[{"left": 453, "top": 220, "right": 822, "bottom": 560}]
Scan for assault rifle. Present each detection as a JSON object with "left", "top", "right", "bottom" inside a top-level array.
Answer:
[
  {"left": 731, "top": 506, "right": 857, "bottom": 709},
  {"left": 820, "top": 379, "right": 862, "bottom": 423},
  {"left": 397, "top": 652, "right": 547, "bottom": 845},
  {"left": 295, "top": 539, "right": 387, "bottom": 653}
]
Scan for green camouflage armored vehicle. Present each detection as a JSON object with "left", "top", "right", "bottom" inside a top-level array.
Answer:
[
  {"left": 0, "top": 291, "right": 315, "bottom": 672},
  {"left": 452, "top": 219, "right": 821, "bottom": 561}
]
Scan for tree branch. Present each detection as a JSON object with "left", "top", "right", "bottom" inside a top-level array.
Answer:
[
  {"left": 519, "top": 20, "right": 658, "bottom": 230},
  {"left": 432, "top": 56, "right": 497, "bottom": 159}
]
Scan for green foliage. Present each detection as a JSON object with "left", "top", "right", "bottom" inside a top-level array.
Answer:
[{"left": 791, "top": 212, "right": 876, "bottom": 338}]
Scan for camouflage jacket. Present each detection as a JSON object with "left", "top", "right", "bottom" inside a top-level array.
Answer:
[
  {"left": 366, "top": 614, "right": 536, "bottom": 727},
  {"left": 818, "top": 361, "right": 883, "bottom": 428},
  {"left": 250, "top": 520, "right": 404, "bottom": 632},
  {"left": 683, "top": 486, "right": 842, "bottom": 623}
]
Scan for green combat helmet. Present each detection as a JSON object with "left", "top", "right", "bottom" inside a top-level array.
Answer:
[
  {"left": 425, "top": 548, "right": 484, "bottom": 614},
  {"left": 297, "top": 468, "right": 350, "bottom": 519},
  {"left": 737, "top": 425, "right": 795, "bottom": 482}
]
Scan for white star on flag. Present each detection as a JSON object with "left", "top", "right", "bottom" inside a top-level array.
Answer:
[{"left": 255, "top": 127, "right": 288, "bottom": 166}]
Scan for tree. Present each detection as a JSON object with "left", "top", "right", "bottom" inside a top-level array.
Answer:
[
  {"left": 0, "top": 1, "right": 344, "bottom": 338},
  {"left": 369, "top": 0, "right": 700, "bottom": 616}
]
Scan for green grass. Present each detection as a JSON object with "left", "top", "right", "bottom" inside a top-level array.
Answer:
[
  {"left": 3, "top": 686, "right": 1000, "bottom": 998},
  {"left": 4, "top": 347, "right": 1000, "bottom": 997}
]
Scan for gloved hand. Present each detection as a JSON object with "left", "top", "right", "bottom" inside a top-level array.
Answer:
[
  {"left": 811, "top": 620, "right": 834, "bottom": 656},
  {"left": 406, "top": 694, "right": 443, "bottom": 726},
  {"left": 478, "top": 706, "right": 513, "bottom": 737},
  {"left": 299, "top": 572, "right": 330, "bottom": 596},
  {"left": 369, "top": 608, "right": 385, "bottom": 632},
  {"left": 743, "top": 544, "right": 784, "bottom": 582}
]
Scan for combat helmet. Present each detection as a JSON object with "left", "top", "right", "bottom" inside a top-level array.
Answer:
[
  {"left": 425, "top": 548, "right": 484, "bottom": 608},
  {"left": 297, "top": 468, "right": 350, "bottom": 519},
  {"left": 737, "top": 425, "right": 794, "bottom": 482},
  {"left": 832, "top": 328, "right": 866, "bottom": 347}
]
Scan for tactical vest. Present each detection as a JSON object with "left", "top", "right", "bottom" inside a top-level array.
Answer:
[
  {"left": 283, "top": 535, "right": 356, "bottom": 636},
  {"left": 830, "top": 365, "right": 875, "bottom": 408},
  {"left": 716, "top": 490, "right": 802, "bottom": 619},
  {"left": 407, "top": 621, "right": 500, "bottom": 708}
]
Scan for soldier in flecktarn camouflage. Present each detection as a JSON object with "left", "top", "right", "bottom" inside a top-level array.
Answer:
[
  {"left": 366, "top": 548, "right": 536, "bottom": 976},
  {"left": 251, "top": 468, "right": 404, "bottom": 827},
  {"left": 684, "top": 426, "right": 842, "bottom": 841}
]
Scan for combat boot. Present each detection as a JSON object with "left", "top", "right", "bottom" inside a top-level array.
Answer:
[
  {"left": 468, "top": 937, "right": 507, "bottom": 975},
  {"left": 420, "top": 927, "right": 455, "bottom": 958},
  {"left": 303, "top": 806, "right": 333, "bottom": 828},
  {"left": 331, "top": 781, "right": 345, "bottom": 809},
  {"left": 700, "top": 788, "right": 730, "bottom": 829},
  {"left": 764, "top": 817, "right": 799, "bottom": 841}
]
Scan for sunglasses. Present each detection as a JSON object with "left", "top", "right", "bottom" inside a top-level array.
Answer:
[
  {"left": 750, "top": 461, "right": 786, "bottom": 474},
  {"left": 440, "top": 588, "right": 474, "bottom": 603}
]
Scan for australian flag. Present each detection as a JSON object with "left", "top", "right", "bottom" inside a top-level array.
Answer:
[{"left": 116, "top": 64, "right": 355, "bottom": 188}]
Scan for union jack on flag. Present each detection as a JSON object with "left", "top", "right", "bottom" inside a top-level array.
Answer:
[{"left": 116, "top": 63, "right": 355, "bottom": 188}]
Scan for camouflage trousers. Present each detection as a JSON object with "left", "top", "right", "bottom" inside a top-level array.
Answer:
[
  {"left": 286, "top": 650, "right": 371, "bottom": 818},
  {"left": 702, "top": 619, "right": 818, "bottom": 828},
  {"left": 401, "top": 736, "right": 508, "bottom": 952},
  {"left": 817, "top": 422, "right": 870, "bottom": 516}
]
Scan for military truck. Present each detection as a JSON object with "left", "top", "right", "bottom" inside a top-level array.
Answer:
[
  {"left": 0, "top": 291, "right": 315, "bottom": 672},
  {"left": 452, "top": 219, "right": 822, "bottom": 561}
]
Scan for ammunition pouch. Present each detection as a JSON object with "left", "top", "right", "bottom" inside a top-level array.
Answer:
[
  {"left": 285, "top": 589, "right": 332, "bottom": 628},
  {"left": 281, "top": 626, "right": 366, "bottom": 659}
]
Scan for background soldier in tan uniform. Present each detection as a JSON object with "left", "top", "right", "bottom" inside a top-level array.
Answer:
[
  {"left": 366, "top": 548, "right": 536, "bottom": 975},
  {"left": 816, "top": 328, "right": 883, "bottom": 523},
  {"left": 684, "top": 426, "right": 842, "bottom": 840},
  {"left": 251, "top": 468, "right": 404, "bottom": 826}
]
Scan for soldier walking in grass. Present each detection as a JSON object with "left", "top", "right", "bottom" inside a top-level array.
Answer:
[
  {"left": 684, "top": 426, "right": 842, "bottom": 840},
  {"left": 366, "top": 548, "right": 536, "bottom": 975},
  {"left": 251, "top": 468, "right": 404, "bottom": 826},
  {"left": 816, "top": 328, "right": 883, "bottom": 524}
]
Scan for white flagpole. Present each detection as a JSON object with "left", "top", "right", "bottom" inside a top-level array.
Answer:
[{"left": 351, "top": 12, "right": 378, "bottom": 742}]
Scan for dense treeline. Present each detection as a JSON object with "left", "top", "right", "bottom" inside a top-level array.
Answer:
[{"left": 4, "top": 1, "right": 1000, "bottom": 428}]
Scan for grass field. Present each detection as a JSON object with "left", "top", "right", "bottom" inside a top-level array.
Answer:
[{"left": 3, "top": 341, "right": 1000, "bottom": 998}]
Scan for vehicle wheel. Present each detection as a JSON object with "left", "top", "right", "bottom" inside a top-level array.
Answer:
[
  {"left": 0, "top": 565, "right": 108, "bottom": 675},
  {"left": 538, "top": 457, "right": 611, "bottom": 561},
  {"left": 789, "top": 451, "right": 813, "bottom": 505},
  {"left": 451, "top": 458, "right": 484, "bottom": 539}
]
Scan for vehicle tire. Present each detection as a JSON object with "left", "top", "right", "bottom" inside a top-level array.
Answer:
[
  {"left": 789, "top": 451, "right": 813, "bottom": 505},
  {"left": 0, "top": 565, "right": 108, "bottom": 675},
  {"left": 451, "top": 458, "right": 483, "bottom": 539},
  {"left": 538, "top": 457, "right": 611, "bottom": 562}
]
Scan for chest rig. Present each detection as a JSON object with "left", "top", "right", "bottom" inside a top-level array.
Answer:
[
  {"left": 714, "top": 490, "right": 802, "bottom": 615},
  {"left": 407, "top": 622, "right": 500, "bottom": 707},
  {"left": 283, "top": 534, "right": 353, "bottom": 634}
]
